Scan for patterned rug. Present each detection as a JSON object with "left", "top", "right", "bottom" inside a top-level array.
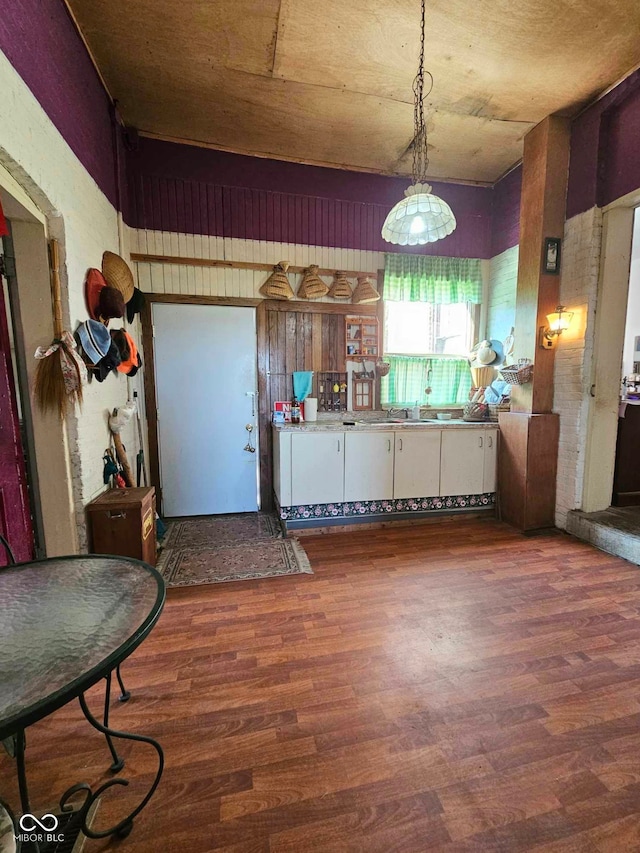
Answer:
[{"left": 157, "top": 513, "right": 313, "bottom": 587}]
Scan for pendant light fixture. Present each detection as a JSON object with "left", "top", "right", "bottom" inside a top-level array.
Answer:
[{"left": 381, "top": 0, "right": 456, "bottom": 246}]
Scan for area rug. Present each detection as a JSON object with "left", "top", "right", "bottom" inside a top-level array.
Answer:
[{"left": 157, "top": 512, "right": 313, "bottom": 587}]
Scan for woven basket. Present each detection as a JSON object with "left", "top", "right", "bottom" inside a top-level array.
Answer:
[
  {"left": 500, "top": 359, "right": 533, "bottom": 386},
  {"left": 352, "top": 275, "right": 380, "bottom": 304},
  {"left": 375, "top": 360, "right": 391, "bottom": 377},
  {"left": 488, "top": 402, "right": 510, "bottom": 422},
  {"left": 328, "top": 271, "right": 353, "bottom": 300},
  {"left": 102, "top": 251, "right": 134, "bottom": 302},
  {"left": 297, "top": 265, "right": 329, "bottom": 299},
  {"left": 463, "top": 402, "right": 489, "bottom": 422},
  {"left": 260, "top": 261, "right": 294, "bottom": 300}
]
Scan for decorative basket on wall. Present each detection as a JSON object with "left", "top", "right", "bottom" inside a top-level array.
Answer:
[
  {"left": 375, "top": 360, "right": 391, "bottom": 377},
  {"left": 260, "top": 261, "right": 294, "bottom": 300},
  {"left": 328, "top": 271, "right": 353, "bottom": 300},
  {"left": 297, "top": 265, "right": 329, "bottom": 299},
  {"left": 500, "top": 359, "right": 534, "bottom": 386},
  {"left": 352, "top": 275, "right": 381, "bottom": 304}
]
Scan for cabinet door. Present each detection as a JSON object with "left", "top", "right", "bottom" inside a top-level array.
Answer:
[
  {"left": 344, "top": 432, "right": 394, "bottom": 501},
  {"left": 483, "top": 429, "right": 499, "bottom": 493},
  {"left": 440, "top": 430, "right": 485, "bottom": 496},
  {"left": 291, "top": 432, "right": 344, "bottom": 505},
  {"left": 394, "top": 431, "right": 442, "bottom": 498}
]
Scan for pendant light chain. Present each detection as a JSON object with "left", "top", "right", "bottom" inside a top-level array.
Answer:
[
  {"left": 412, "top": 0, "right": 433, "bottom": 185},
  {"left": 380, "top": 0, "right": 456, "bottom": 245}
]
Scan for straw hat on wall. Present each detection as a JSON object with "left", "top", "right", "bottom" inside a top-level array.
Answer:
[{"left": 102, "top": 251, "right": 135, "bottom": 303}]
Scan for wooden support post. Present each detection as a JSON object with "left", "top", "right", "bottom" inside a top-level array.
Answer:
[{"left": 499, "top": 115, "right": 570, "bottom": 531}]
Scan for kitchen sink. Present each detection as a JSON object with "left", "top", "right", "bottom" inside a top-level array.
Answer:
[{"left": 355, "top": 418, "right": 441, "bottom": 425}]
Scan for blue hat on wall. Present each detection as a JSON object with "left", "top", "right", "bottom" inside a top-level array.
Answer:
[{"left": 77, "top": 319, "right": 110, "bottom": 364}]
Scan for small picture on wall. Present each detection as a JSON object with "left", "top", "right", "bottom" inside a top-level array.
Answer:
[{"left": 543, "top": 237, "right": 561, "bottom": 274}]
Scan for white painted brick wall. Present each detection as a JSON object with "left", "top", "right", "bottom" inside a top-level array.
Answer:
[
  {"left": 487, "top": 246, "right": 518, "bottom": 342},
  {"left": 0, "top": 50, "right": 134, "bottom": 551},
  {"left": 553, "top": 207, "right": 602, "bottom": 528}
]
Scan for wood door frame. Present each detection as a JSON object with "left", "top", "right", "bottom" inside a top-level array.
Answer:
[{"left": 582, "top": 196, "right": 639, "bottom": 513}]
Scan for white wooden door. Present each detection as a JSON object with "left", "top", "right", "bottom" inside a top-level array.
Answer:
[
  {"left": 440, "top": 430, "right": 485, "bottom": 496},
  {"left": 153, "top": 303, "right": 258, "bottom": 516},
  {"left": 394, "top": 430, "right": 442, "bottom": 499},
  {"left": 483, "top": 429, "right": 499, "bottom": 493},
  {"left": 291, "top": 432, "right": 344, "bottom": 505},
  {"left": 344, "top": 431, "right": 394, "bottom": 501}
]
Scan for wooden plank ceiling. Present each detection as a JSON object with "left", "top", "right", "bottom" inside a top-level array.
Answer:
[{"left": 67, "top": 0, "right": 640, "bottom": 184}]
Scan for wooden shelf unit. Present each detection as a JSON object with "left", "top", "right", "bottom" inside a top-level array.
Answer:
[
  {"left": 345, "top": 316, "right": 379, "bottom": 360},
  {"left": 317, "top": 372, "right": 348, "bottom": 412}
]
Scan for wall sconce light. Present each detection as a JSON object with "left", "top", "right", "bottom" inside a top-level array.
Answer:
[{"left": 539, "top": 305, "right": 574, "bottom": 349}]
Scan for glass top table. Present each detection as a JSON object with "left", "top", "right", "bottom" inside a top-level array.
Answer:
[
  {"left": 0, "top": 555, "right": 164, "bottom": 740},
  {"left": 0, "top": 554, "right": 165, "bottom": 847}
]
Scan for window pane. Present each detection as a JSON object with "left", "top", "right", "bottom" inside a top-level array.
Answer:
[{"left": 384, "top": 301, "right": 474, "bottom": 356}]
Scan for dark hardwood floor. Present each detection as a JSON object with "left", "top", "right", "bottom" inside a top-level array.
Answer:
[{"left": 5, "top": 516, "right": 640, "bottom": 851}]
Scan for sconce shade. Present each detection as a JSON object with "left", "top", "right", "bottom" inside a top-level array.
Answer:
[
  {"left": 546, "top": 306, "right": 573, "bottom": 333},
  {"left": 382, "top": 183, "right": 457, "bottom": 246}
]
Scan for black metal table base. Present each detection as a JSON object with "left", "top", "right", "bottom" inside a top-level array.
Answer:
[{"left": 13, "top": 668, "right": 163, "bottom": 851}]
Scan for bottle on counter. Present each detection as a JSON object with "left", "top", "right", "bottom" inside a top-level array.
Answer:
[{"left": 291, "top": 395, "right": 301, "bottom": 424}]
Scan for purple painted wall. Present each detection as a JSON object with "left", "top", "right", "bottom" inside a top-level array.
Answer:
[
  {"left": 490, "top": 166, "right": 522, "bottom": 256},
  {"left": 0, "top": 0, "right": 117, "bottom": 206},
  {"left": 126, "top": 138, "right": 494, "bottom": 258},
  {"left": 567, "top": 69, "right": 640, "bottom": 219}
]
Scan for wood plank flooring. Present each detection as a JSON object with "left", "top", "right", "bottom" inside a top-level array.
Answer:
[{"left": 5, "top": 517, "right": 640, "bottom": 851}]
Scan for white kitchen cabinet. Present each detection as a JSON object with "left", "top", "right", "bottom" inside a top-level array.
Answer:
[
  {"left": 440, "top": 429, "right": 499, "bottom": 496},
  {"left": 483, "top": 428, "right": 499, "bottom": 493},
  {"left": 440, "top": 430, "right": 486, "bottom": 496},
  {"left": 291, "top": 432, "right": 345, "bottom": 505},
  {"left": 344, "top": 431, "right": 394, "bottom": 501},
  {"left": 394, "top": 430, "right": 442, "bottom": 498}
]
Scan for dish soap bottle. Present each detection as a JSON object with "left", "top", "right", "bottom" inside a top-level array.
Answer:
[{"left": 291, "top": 395, "right": 301, "bottom": 424}]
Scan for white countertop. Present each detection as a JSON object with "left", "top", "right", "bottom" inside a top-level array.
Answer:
[{"left": 272, "top": 418, "right": 495, "bottom": 432}]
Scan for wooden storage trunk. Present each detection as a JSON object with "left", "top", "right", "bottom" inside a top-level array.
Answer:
[{"left": 87, "top": 487, "right": 156, "bottom": 566}]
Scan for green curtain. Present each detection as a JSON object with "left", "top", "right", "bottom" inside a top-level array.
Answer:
[
  {"left": 381, "top": 356, "right": 471, "bottom": 407},
  {"left": 384, "top": 253, "right": 482, "bottom": 304}
]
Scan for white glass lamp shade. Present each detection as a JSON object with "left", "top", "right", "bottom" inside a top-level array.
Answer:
[{"left": 382, "top": 183, "right": 457, "bottom": 246}]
